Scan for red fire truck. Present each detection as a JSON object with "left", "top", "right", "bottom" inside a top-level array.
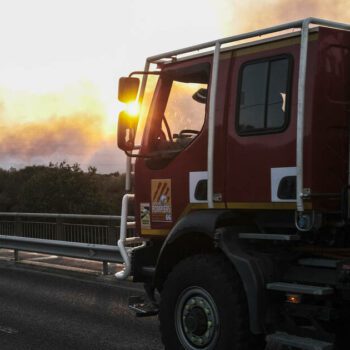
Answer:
[{"left": 116, "top": 18, "right": 350, "bottom": 349}]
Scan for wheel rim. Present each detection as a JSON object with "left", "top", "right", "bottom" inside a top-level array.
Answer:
[{"left": 175, "top": 287, "right": 220, "bottom": 349}]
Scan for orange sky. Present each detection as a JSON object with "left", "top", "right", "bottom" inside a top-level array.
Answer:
[{"left": 0, "top": 0, "right": 349, "bottom": 173}]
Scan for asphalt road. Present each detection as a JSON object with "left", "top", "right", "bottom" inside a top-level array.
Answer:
[{"left": 0, "top": 253, "right": 163, "bottom": 350}]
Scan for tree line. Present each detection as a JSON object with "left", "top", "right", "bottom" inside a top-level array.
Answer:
[{"left": 0, "top": 162, "right": 126, "bottom": 215}]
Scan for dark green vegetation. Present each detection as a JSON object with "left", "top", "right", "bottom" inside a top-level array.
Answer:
[{"left": 0, "top": 162, "right": 125, "bottom": 214}]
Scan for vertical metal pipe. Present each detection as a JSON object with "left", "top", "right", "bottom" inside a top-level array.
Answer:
[
  {"left": 115, "top": 193, "right": 134, "bottom": 280},
  {"left": 207, "top": 42, "right": 221, "bottom": 209},
  {"left": 348, "top": 120, "right": 350, "bottom": 218},
  {"left": 125, "top": 156, "right": 132, "bottom": 192},
  {"left": 296, "top": 18, "right": 311, "bottom": 212},
  {"left": 138, "top": 61, "right": 151, "bottom": 107}
]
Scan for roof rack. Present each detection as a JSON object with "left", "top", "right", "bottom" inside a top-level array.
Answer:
[{"left": 146, "top": 18, "right": 349, "bottom": 64}]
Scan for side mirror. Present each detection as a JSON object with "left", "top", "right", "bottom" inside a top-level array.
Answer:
[
  {"left": 117, "top": 111, "right": 138, "bottom": 152},
  {"left": 118, "top": 77, "right": 140, "bottom": 103}
]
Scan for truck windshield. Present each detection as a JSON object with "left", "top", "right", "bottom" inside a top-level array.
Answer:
[{"left": 147, "top": 63, "right": 209, "bottom": 156}]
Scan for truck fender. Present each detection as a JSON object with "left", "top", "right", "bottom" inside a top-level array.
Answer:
[
  {"left": 154, "top": 210, "right": 235, "bottom": 287},
  {"left": 153, "top": 210, "right": 266, "bottom": 334},
  {"left": 162, "top": 209, "right": 235, "bottom": 244},
  {"left": 217, "top": 227, "right": 268, "bottom": 334}
]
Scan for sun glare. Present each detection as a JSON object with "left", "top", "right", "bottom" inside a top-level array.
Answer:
[{"left": 124, "top": 102, "right": 140, "bottom": 117}]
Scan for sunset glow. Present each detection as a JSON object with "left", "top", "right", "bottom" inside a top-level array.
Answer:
[{"left": 1, "top": 0, "right": 349, "bottom": 172}]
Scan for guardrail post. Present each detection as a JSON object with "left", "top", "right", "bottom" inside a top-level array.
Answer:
[
  {"left": 102, "top": 261, "right": 109, "bottom": 275},
  {"left": 56, "top": 218, "right": 65, "bottom": 241},
  {"left": 14, "top": 249, "right": 19, "bottom": 262}
]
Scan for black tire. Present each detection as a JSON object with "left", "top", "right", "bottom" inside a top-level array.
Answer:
[{"left": 159, "top": 254, "right": 262, "bottom": 350}]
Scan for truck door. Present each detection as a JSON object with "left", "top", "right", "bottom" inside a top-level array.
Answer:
[
  {"left": 225, "top": 50, "right": 297, "bottom": 212},
  {"left": 134, "top": 58, "right": 213, "bottom": 236}
]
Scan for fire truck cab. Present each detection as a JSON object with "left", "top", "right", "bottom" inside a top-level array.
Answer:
[{"left": 116, "top": 18, "right": 350, "bottom": 350}]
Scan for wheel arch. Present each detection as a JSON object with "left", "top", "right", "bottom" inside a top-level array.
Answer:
[
  {"left": 153, "top": 210, "right": 228, "bottom": 291},
  {"left": 153, "top": 209, "right": 267, "bottom": 335}
]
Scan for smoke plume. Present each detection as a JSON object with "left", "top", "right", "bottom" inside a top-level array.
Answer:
[
  {"left": 225, "top": 0, "right": 350, "bottom": 34},
  {"left": 0, "top": 112, "right": 123, "bottom": 173}
]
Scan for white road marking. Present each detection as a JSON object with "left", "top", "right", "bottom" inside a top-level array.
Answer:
[{"left": 0, "top": 326, "right": 18, "bottom": 335}]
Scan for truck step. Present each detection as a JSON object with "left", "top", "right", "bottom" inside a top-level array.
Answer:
[
  {"left": 128, "top": 295, "right": 159, "bottom": 317},
  {"left": 141, "top": 266, "right": 156, "bottom": 277},
  {"left": 266, "top": 332, "right": 334, "bottom": 350},
  {"left": 266, "top": 282, "right": 334, "bottom": 296},
  {"left": 298, "top": 258, "right": 339, "bottom": 269},
  {"left": 238, "top": 233, "right": 300, "bottom": 241}
]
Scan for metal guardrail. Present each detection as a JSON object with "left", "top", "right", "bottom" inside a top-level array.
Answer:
[{"left": 0, "top": 212, "right": 139, "bottom": 269}]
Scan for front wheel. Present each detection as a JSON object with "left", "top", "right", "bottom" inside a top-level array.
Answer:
[{"left": 159, "top": 254, "right": 260, "bottom": 350}]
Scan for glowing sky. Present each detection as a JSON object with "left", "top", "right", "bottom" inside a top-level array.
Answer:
[{"left": 0, "top": 0, "right": 349, "bottom": 172}]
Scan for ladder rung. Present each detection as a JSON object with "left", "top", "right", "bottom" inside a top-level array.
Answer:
[
  {"left": 266, "top": 332, "right": 334, "bottom": 350},
  {"left": 266, "top": 282, "right": 334, "bottom": 296}
]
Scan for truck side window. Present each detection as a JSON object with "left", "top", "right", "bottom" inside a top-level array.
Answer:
[
  {"left": 162, "top": 80, "right": 207, "bottom": 147},
  {"left": 237, "top": 56, "right": 291, "bottom": 135},
  {"left": 148, "top": 64, "right": 209, "bottom": 156}
]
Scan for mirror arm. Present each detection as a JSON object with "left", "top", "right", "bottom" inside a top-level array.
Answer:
[
  {"left": 125, "top": 150, "right": 153, "bottom": 159},
  {"left": 129, "top": 71, "right": 161, "bottom": 78}
]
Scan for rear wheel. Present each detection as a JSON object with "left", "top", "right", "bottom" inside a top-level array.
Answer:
[{"left": 159, "top": 254, "right": 261, "bottom": 350}]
